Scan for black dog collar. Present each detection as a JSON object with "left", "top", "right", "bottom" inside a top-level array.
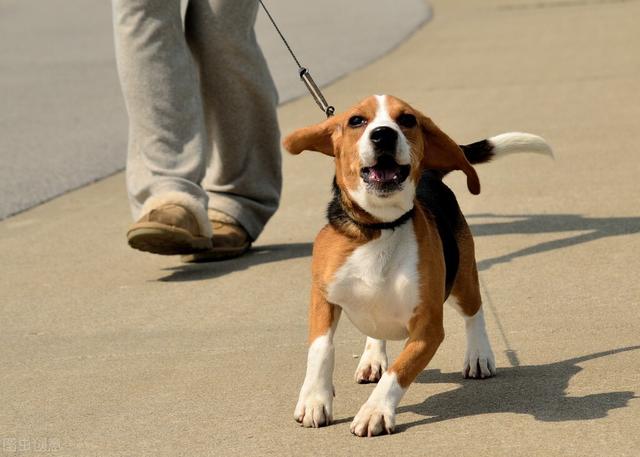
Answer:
[{"left": 347, "top": 207, "right": 415, "bottom": 231}]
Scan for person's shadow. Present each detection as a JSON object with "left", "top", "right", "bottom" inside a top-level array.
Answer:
[
  {"left": 158, "top": 242, "right": 312, "bottom": 282},
  {"left": 468, "top": 213, "right": 640, "bottom": 271},
  {"left": 396, "top": 345, "right": 639, "bottom": 432}
]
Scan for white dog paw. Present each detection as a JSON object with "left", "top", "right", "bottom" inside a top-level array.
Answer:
[
  {"left": 463, "top": 344, "right": 496, "bottom": 379},
  {"left": 294, "top": 388, "right": 333, "bottom": 428},
  {"left": 355, "top": 338, "right": 388, "bottom": 384},
  {"left": 350, "top": 403, "right": 395, "bottom": 437},
  {"left": 461, "top": 308, "right": 497, "bottom": 379},
  {"left": 355, "top": 354, "right": 387, "bottom": 384}
]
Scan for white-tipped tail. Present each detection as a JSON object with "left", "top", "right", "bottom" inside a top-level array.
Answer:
[{"left": 488, "top": 132, "right": 553, "bottom": 159}]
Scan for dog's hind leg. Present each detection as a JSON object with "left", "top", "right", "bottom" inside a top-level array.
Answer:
[
  {"left": 451, "top": 300, "right": 496, "bottom": 379},
  {"left": 449, "top": 223, "right": 496, "bottom": 379},
  {"left": 355, "top": 337, "right": 388, "bottom": 384}
]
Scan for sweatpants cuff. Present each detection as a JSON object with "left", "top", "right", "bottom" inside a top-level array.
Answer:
[{"left": 207, "top": 194, "right": 276, "bottom": 241}]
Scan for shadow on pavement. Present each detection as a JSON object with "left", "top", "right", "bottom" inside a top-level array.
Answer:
[
  {"left": 468, "top": 213, "right": 640, "bottom": 271},
  {"left": 396, "top": 345, "right": 640, "bottom": 432},
  {"left": 157, "top": 213, "right": 639, "bottom": 280},
  {"left": 158, "top": 242, "right": 313, "bottom": 282}
]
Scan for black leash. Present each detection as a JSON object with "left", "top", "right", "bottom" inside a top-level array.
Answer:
[{"left": 258, "top": 0, "right": 335, "bottom": 118}]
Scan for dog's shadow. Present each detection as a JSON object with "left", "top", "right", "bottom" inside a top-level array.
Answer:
[
  {"left": 395, "top": 345, "right": 639, "bottom": 432},
  {"left": 157, "top": 242, "right": 313, "bottom": 282}
]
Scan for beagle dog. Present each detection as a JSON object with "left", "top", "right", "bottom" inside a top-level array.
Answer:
[{"left": 283, "top": 95, "right": 551, "bottom": 437}]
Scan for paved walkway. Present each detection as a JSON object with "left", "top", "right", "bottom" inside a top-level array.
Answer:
[{"left": 1, "top": 1, "right": 639, "bottom": 456}]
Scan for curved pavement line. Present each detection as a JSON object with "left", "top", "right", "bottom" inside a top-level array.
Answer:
[{"left": 0, "top": 0, "right": 431, "bottom": 220}]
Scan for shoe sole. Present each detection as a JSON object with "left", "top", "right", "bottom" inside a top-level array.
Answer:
[
  {"left": 127, "top": 223, "right": 212, "bottom": 256},
  {"left": 181, "top": 243, "right": 252, "bottom": 263}
]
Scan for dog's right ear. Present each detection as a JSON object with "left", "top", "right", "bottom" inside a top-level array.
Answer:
[{"left": 283, "top": 115, "right": 342, "bottom": 157}]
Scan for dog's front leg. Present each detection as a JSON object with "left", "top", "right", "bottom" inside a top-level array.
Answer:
[
  {"left": 350, "top": 312, "right": 444, "bottom": 437},
  {"left": 294, "top": 286, "right": 341, "bottom": 428}
]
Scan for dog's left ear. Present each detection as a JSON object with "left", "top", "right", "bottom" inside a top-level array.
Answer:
[
  {"left": 283, "top": 115, "right": 343, "bottom": 157},
  {"left": 418, "top": 114, "right": 481, "bottom": 195}
]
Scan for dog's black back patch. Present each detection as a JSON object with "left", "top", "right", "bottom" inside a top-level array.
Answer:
[{"left": 415, "top": 171, "right": 462, "bottom": 297}]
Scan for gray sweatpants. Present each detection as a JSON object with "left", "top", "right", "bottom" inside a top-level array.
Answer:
[{"left": 112, "top": 0, "right": 282, "bottom": 240}]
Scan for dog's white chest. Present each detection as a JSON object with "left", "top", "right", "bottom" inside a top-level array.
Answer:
[{"left": 327, "top": 223, "right": 420, "bottom": 340}]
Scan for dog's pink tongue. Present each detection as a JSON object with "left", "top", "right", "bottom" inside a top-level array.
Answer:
[{"left": 372, "top": 168, "right": 395, "bottom": 182}]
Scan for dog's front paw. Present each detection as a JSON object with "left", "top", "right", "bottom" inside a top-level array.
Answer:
[
  {"left": 463, "top": 343, "right": 496, "bottom": 379},
  {"left": 350, "top": 402, "right": 395, "bottom": 437},
  {"left": 355, "top": 351, "right": 387, "bottom": 384},
  {"left": 294, "top": 387, "right": 333, "bottom": 428}
]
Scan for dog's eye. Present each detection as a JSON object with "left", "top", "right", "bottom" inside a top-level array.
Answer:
[
  {"left": 397, "top": 113, "right": 417, "bottom": 129},
  {"left": 348, "top": 115, "right": 367, "bottom": 128}
]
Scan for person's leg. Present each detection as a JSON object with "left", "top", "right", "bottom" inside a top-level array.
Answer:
[
  {"left": 184, "top": 0, "right": 282, "bottom": 241},
  {"left": 112, "top": 0, "right": 213, "bottom": 252}
]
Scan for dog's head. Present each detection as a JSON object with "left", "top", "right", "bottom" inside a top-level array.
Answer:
[{"left": 283, "top": 95, "right": 480, "bottom": 222}]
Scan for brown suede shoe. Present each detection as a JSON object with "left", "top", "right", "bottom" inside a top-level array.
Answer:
[
  {"left": 127, "top": 204, "right": 213, "bottom": 255},
  {"left": 182, "top": 211, "right": 252, "bottom": 263}
]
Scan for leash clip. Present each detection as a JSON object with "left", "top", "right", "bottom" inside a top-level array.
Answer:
[{"left": 299, "top": 68, "right": 335, "bottom": 118}]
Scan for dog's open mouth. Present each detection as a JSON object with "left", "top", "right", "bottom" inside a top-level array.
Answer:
[{"left": 360, "top": 155, "right": 411, "bottom": 193}]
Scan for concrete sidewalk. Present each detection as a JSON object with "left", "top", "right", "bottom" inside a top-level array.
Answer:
[{"left": 1, "top": 0, "right": 639, "bottom": 456}]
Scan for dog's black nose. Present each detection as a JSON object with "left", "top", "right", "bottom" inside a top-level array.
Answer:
[{"left": 370, "top": 126, "right": 398, "bottom": 151}]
